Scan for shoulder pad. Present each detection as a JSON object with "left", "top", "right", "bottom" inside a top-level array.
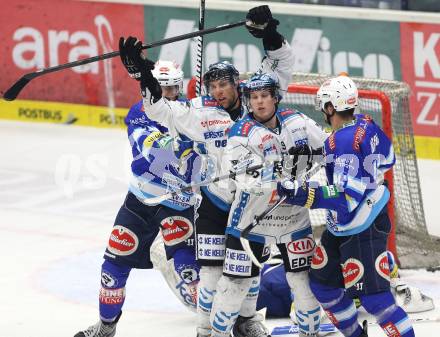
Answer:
[
  {"left": 229, "top": 117, "right": 258, "bottom": 137},
  {"left": 360, "top": 114, "right": 374, "bottom": 123},
  {"left": 125, "top": 100, "right": 148, "bottom": 126},
  {"left": 202, "top": 96, "right": 221, "bottom": 107},
  {"left": 190, "top": 95, "right": 221, "bottom": 109},
  {"left": 277, "top": 108, "right": 301, "bottom": 121}
]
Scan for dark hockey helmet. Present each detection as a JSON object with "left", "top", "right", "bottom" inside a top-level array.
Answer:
[
  {"left": 203, "top": 61, "right": 240, "bottom": 93},
  {"left": 243, "top": 72, "right": 281, "bottom": 106}
]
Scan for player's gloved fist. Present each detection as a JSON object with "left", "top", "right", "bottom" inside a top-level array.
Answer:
[
  {"left": 119, "top": 36, "right": 149, "bottom": 79},
  {"left": 245, "top": 5, "right": 283, "bottom": 50},
  {"left": 292, "top": 145, "right": 324, "bottom": 156},
  {"left": 245, "top": 5, "right": 278, "bottom": 38},
  {"left": 119, "top": 36, "right": 162, "bottom": 103},
  {"left": 277, "top": 179, "right": 315, "bottom": 208}
]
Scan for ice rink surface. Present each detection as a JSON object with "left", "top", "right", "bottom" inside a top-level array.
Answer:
[{"left": 1, "top": 120, "right": 439, "bottom": 337}]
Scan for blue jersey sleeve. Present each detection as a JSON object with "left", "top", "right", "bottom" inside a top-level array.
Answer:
[{"left": 311, "top": 115, "right": 395, "bottom": 234}]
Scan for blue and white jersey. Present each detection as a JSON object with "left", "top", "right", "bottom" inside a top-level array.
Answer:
[
  {"left": 142, "top": 42, "right": 294, "bottom": 212},
  {"left": 224, "top": 109, "right": 328, "bottom": 244},
  {"left": 312, "top": 114, "right": 395, "bottom": 236},
  {"left": 125, "top": 99, "right": 200, "bottom": 210}
]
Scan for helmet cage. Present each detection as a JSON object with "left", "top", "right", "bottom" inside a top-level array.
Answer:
[{"left": 203, "top": 61, "right": 239, "bottom": 94}]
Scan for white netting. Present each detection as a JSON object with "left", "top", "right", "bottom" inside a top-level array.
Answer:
[{"left": 280, "top": 73, "right": 440, "bottom": 269}]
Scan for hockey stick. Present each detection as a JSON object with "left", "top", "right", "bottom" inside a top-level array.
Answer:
[
  {"left": 3, "top": 20, "right": 246, "bottom": 101},
  {"left": 239, "top": 162, "right": 323, "bottom": 269},
  {"left": 140, "top": 161, "right": 268, "bottom": 205},
  {"left": 271, "top": 316, "right": 440, "bottom": 336},
  {"left": 195, "top": 0, "right": 205, "bottom": 96}
]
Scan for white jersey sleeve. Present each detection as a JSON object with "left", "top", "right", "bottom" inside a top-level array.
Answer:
[
  {"left": 143, "top": 98, "right": 207, "bottom": 142},
  {"left": 258, "top": 41, "right": 294, "bottom": 95}
]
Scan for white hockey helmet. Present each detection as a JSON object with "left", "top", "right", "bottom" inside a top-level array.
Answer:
[
  {"left": 316, "top": 75, "right": 358, "bottom": 112},
  {"left": 152, "top": 60, "right": 184, "bottom": 93}
]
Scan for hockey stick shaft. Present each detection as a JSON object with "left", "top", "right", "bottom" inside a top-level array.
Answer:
[
  {"left": 140, "top": 161, "right": 265, "bottom": 205},
  {"left": 3, "top": 20, "right": 246, "bottom": 101},
  {"left": 271, "top": 317, "right": 440, "bottom": 336},
  {"left": 195, "top": 0, "right": 205, "bottom": 96}
]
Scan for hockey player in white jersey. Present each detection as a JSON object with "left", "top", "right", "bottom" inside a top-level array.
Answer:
[
  {"left": 210, "top": 73, "right": 328, "bottom": 337},
  {"left": 119, "top": 5, "right": 294, "bottom": 337}
]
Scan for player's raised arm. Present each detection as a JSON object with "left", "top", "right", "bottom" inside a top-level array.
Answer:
[{"left": 246, "top": 5, "right": 294, "bottom": 95}]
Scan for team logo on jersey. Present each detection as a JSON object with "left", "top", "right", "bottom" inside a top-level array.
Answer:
[
  {"left": 143, "top": 131, "right": 163, "bottom": 148},
  {"left": 382, "top": 322, "right": 401, "bottom": 337},
  {"left": 202, "top": 97, "right": 220, "bottom": 107},
  {"left": 99, "top": 287, "right": 125, "bottom": 305},
  {"left": 279, "top": 108, "right": 296, "bottom": 117},
  {"left": 324, "top": 310, "right": 339, "bottom": 326},
  {"left": 200, "top": 119, "right": 230, "bottom": 128},
  {"left": 101, "top": 270, "right": 117, "bottom": 288},
  {"left": 160, "top": 216, "right": 193, "bottom": 246},
  {"left": 311, "top": 244, "right": 328, "bottom": 269},
  {"left": 177, "top": 267, "right": 199, "bottom": 284},
  {"left": 353, "top": 125, "right": 367, "bottom": 151},
  {"left": 375, "top": 251, "right": 391, "bottom": 281},
  {"left": 342, "top": 258, "right": 364, "bottom": 288},
  {"left": 287, "top": 236, "right": 315, "bottom": 255},
  {"left": 107, "top": 225, "right": 139, "bottom": 256},
  {"left": 241, "top": 121, "right": 256, "bottom": 136},
  {"left": 328, "top": 133, "right": 336, "bottom": 150}
]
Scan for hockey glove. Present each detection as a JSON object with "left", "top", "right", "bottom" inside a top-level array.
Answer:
[
  {"left": 277, "top": 179, "right": 315, "bottom": 208},
  {"left": 286, "top": 145, "right": 323, "bottom": 180},
  {"left": 245, "top": 5, "right": 283, "bottom": 50},
  {"left": 119, "top": 36, "right": 162, "bottom": 103}
]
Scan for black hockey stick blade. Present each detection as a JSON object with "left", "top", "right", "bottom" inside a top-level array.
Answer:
[
  {"left": 3, "top": 75, "right": 32, "bottom": 101},
  {"left": 2, "top": 20, "right": 246, "bottom": 101}
]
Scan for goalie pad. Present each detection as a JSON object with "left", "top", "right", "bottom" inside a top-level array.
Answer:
[
  {"left": 392, "top": 279, "right": 435, "bottom": 313},
  {"left": 150, "top": 236, "right": 198, "bottom": 312},
  {"left": 388, "top": 250, "right": 434, "bottom": 313}
]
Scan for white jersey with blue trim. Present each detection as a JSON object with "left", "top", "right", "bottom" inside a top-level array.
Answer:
[
  {"left": 223, "top": 109, "right": 328, "bottom": 244},
  {"left": 125, "top": 100, "right": 199, "bottom": 210},
  {"left": 312, "top": 114, "right": 396, "bottom": 236},
  {"left": 142, "top": 42, "right": 294, "bottom": 212}
]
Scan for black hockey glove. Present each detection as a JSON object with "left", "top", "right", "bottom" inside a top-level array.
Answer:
[
  {"left": 119, "top": 36, "right": 162, "bottom": 103},
  {"left": 245, "top": 5, "right": 284, "bottom": 51},
  {"left": 286, "top": 145, "right": 323, "bottom": 179}
]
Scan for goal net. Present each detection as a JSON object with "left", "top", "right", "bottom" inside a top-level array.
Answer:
[
  {"left": 187, "top": 73, "right": 440, "bottom": 269},
  {"left": 283, "top": 73, "right": 440, "bottom": 269}
]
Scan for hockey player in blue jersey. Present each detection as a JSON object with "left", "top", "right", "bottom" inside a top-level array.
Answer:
[
  {"left": 277, "top": 75, "right": 415, "bottom": 337},
  {"left": 74, "top": 57, "right": 203, "bottom": 337}
]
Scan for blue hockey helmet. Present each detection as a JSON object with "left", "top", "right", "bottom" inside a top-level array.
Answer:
[
  {"left": 243, "top": 72, "right": 281, "bottom": 102},
  {"left": 202, "top": 61, "right": 240, "bottom": 93}
]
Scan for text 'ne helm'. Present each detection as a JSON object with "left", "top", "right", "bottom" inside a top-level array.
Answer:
[
  {"left": 316, "top": 75, "right": 358, "bottom": 112},
  {"left": 202, "top": 61, "right": 239, "bottom": 93},
  {"left": 152, "top": 60, "right": 184, "bottom": 93}
]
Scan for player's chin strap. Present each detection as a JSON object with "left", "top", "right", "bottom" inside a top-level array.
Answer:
[{"left": 239, "top": 162, "right": 323, "bottom": 269}]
